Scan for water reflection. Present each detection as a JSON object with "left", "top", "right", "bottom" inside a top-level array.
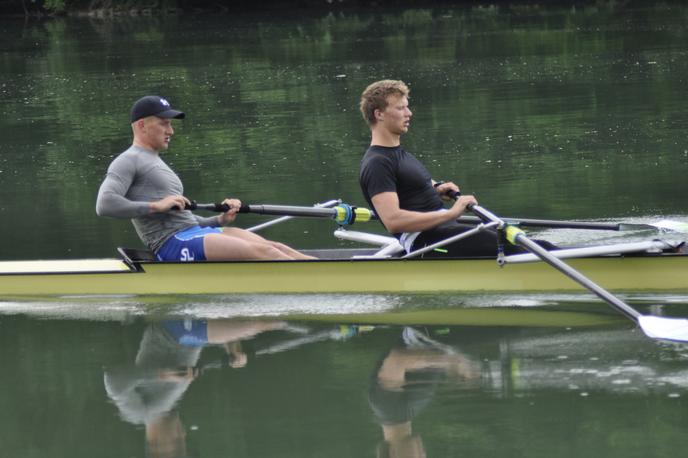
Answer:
[
  {"left": 104, "top": 319, "right": 295, "bottom": 458},
  {"left": 364, "top": 324, "right": 688, "bottom": 456},
  {"left": 487, "top": 329, "right": 688, "bottom": 397},
  {"left": 370, "top": 327, "right": 480, "bottom": 458},
  {"left": 99, "top": 317, "right": 688, "bottom": 458},
  {"left": 5, "top": 301, "right": 688, "bottom": 457}
]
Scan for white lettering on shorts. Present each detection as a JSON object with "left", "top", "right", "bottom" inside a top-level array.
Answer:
[{"left": 180, "top": 248, "right": 195, "bottom": 262}]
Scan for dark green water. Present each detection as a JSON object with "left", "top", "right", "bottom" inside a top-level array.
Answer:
[
  {"left": 2, "top": 296, "right": 688, "bottom": 458},
  {"left": 2, "top": 3, "right": 688, "bottom": 457}
]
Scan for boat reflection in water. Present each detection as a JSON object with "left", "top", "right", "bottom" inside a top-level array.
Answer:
[
  {"left": 100, "top": 316, "right": 484, "bottom": 458},
  {"left": 91, "top": 311, "right": 688, "bottom": 458},
  {"left": 103, "top": 319, "right": 296, "bottom": 458}
]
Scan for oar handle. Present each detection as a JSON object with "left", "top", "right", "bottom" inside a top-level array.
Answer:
[
  {"left": 434, "top": 180, "right": 483, "bottom": 222},
  {"left": 184, "top": 201, "right": 250, "bottom": 213},
  {"left": 434, "top": 181, "right": 461, "bottom": 200}
]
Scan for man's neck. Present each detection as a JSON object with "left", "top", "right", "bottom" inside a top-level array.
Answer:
[
  {"left": 132, "top": 139, "right": 159, "bottom": 154},
  {"left": 370, "top": 128, "right": 401, "bottom": 148}
]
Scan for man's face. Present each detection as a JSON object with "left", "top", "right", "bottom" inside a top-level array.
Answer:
[
  {"left": 142, "top": 116, "right": 175, "bottom": 151},
  {"left": 377, "top": 94, "right": 412, "bottom": 135}
]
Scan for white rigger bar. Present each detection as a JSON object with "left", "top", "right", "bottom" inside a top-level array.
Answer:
[
  {"left": 503, "top": 240, "right": 677, "bottom": 264},
  {"left": 402, "top": 222, "right": 500, "bottom": 259},
  {"left": 334, "top": 229, "right": 404, "bottom": 258}
]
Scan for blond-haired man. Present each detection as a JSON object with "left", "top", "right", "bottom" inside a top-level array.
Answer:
[{"left": 359, "top": 80, "right": 553, "bottom": 257}]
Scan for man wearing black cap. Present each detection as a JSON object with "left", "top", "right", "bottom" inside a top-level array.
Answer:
[{"left": 96, "top": 95, "right": 313, "bottom": 261}]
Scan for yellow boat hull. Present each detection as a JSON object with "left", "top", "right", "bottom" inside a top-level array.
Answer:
[{"left": 0, "top": 254, "right": 686, "bottom": 296}]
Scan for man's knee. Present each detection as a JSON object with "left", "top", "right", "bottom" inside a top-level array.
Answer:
[{"left": 234, "top": 241, "right": 289, "bottom": 260}]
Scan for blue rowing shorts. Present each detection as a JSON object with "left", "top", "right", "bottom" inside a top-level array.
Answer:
[
  {"left": 161, "top": 319, "right": 209, "bottom": 347},
  {"left": 156, "top": 226, "right": 223, "bottom": 261}
]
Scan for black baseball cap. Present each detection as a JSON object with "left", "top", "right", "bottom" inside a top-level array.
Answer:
[{"left": 130, "top": 95, "right": 185, "bottom": 123}]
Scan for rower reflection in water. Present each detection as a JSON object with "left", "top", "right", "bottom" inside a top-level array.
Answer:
[
  {"left": 369, "top": 327, "right": 480, "bottom": 458},
  {"left": 103, "top": 318, "right": 290, "bottom": 458},
  {"left": 359, "top": 80, "right": 557, "bottom": 257}
]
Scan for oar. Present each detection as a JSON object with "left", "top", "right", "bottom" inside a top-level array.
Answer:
[
  {"left": 187, "top": 201, "right": 377, "bottom": 226},
  {"left": 255, "top": 325, "right": 373, "bottom": 355},
  {"left": 434, "top": 182, "right": 687, "bottom": 231},
  {"left": 188, "top": 200, "right": 688, "bottom": 233},
  {"left": 246, "top": 199, "right": 340, "bottom": 232},
  {"left": 469, "top": 204, "right": 688, "bottom": 342},
  {"left": 455, "top": 215, "right": 688, "bottom": 232}
]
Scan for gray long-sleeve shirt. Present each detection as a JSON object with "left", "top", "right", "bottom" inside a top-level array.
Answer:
[{"left": 96, "top": 145, "right": 220, "bottom": 252}]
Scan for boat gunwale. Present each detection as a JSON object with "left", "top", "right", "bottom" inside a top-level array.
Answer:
[
  {"left": 0, "top": 265, "right": 139, "bottom": 277},
  {"left": 0, "top": 250, "right": 685, "bottom": 277},
  {"left": 131, "top": 251, "right": 687, "bottom": 266}
]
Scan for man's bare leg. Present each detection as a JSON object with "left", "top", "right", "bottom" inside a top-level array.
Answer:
[
  {"left": 219, "top": 228, "right": 315, "bottom": 260},
  {"left": 203, "top": 232, "right": 294, "bottom": 260}
]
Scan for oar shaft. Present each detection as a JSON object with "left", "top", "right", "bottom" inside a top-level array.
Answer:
[
  {"left": 188, "top": 202, "right": 338, "bottom": 217},
  {"left": 456, "top": 215, "right": 621, "bottom": 231},
  {"left": 459, "top": 213, "right": 687, "bottom": 232},
  {"left": 188, "top": 202, "right": 377, "bottom": 225},
  {"left": 469, "top": 205, "right": 641, "bottom": 321},
  {"left": 443, "top": 189, "right": 622, "bottom": 230},
  {"left": 242, "top": 204, "right": 341, "bottom": 218},
  {"left": 246, "top": 199, "right": 341, "bottom": 233},
  {"left": 187, "top": 201, "right": 670, "bottom": 232},
  {"left": 190, "top": 200, "right": 679, "bottom": 233},
  {"left": 512, "top": 231, "right": 641, "bottom": 320}
]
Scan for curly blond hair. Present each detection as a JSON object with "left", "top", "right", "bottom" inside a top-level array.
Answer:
[{"left": 360, "top": 80, "right": 410, "bottom": 126}]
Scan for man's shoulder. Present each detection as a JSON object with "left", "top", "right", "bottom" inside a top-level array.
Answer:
[
  {"left": 365, "top": 144, "right": 403, "bottom": 154},
  {"left": 120, "top": 145, "right": 158, "bottom": 159},
  {"left": 110, "top": 145, "right": 138, "bottom": 161},
  {"left": 113, "top": 145, "right": 160, "bottom": 164},
  {"left": 362, "top": 145, "right": 403, "bottom": 163},
  {"left": 107, "top": 146, "right": 160, "bottom": 176}
]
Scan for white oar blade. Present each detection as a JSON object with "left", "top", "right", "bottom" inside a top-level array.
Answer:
[
  {"left": 638, "top": 315, "right": 688, "bottom": 342},
  {"left": 651, "top": 219, "right": 688, "bottom": 233}
]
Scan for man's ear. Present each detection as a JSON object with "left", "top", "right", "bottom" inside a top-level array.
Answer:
[
  {"left": 131, "top": 119, "right": 147, "bottom": 136},
  {"left": 374, "top": 108, "right": 384, "bottom": 122}
]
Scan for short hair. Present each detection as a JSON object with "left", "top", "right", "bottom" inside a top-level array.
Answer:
[{"left": 360, "top": 80, "right": 410, "bottom": 126}]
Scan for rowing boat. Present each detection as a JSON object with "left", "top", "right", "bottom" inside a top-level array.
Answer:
[
  {"left": 2, "top": 201, "right": 687, "bottom": 297},
  {"left": 4, "top": 199, "right": 688, "bottom": 341},
  {"left": 0, "top": 240, "right": 686, "bottom": 297}
]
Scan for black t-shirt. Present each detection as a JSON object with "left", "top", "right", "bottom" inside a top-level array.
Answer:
[{"left": 360, "top": 145, "right": 443, "bottom": 235}]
